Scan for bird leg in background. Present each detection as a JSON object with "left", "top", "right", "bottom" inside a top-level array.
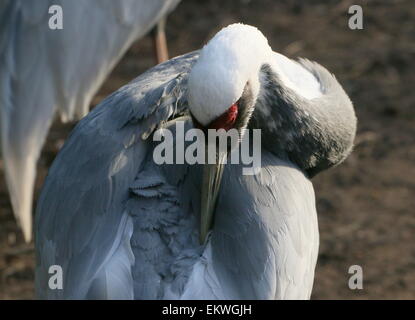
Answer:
[{"left": 152, "top": 17, "right": 169, "bottom": 64}]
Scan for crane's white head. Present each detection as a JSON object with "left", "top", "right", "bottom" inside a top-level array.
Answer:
[{"left": 188, "top": 23, "right": 273, "bottom": 129}]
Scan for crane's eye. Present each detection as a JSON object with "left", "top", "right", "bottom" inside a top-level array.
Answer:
[
  {"left": 191, "top": 102, "right": 239, "bottom": 132},
  {"left": 207, "top": 103, "right": 239, "bottom": 131}
]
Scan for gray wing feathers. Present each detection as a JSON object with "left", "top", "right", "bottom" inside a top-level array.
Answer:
[
  {"left": 127, "top": 120, "right": 203, "bottom": 299},
  {"left": 86, "top": 214, "right": 135, "bottom": 300},
  {"left": 210, "top": 151, "right": 319, "bottom": 299},
  {"left": 35, "top": 52, "right": 198, "bottom": 299}
]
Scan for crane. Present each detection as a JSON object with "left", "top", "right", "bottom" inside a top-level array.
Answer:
[{"left": 35, "top": 24, "right": 356, "bottom": 299}]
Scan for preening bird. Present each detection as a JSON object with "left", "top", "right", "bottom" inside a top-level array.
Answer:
[
  {"left": 35, "top": 24, "right": 357, "bottom": 299},
  {"left": 0, "top": 0, "right": 181, "bottom": 242}
]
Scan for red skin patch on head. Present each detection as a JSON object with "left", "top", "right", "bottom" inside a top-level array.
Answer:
[{"left": 193, "top": 103, "right": 239, "bottom": 131}]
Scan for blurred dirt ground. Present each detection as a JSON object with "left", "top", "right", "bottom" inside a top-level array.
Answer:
[{"left": 1, "top": 0, "right": 414, "bottom": 299}]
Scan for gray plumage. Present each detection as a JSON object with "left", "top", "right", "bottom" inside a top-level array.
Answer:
[
  {"left": 35, "top": 46, "right": 356, "bottom": 299},
  {"left": 35, "top": 52, "right": 198, "bottom": 299},
  {"left": 0, "top": 0, "right": 181, "bottom": 242},
  {"left": 253, "top": 61, "right": 356, "bottom": 177}
]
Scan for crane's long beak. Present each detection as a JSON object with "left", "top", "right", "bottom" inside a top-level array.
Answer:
[{"left": 199, "top": 151, "right": 226, "bottom": 244}]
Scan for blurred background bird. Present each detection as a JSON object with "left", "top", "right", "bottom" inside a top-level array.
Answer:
[{"left": 0, "top": 0, "right": 181, "bottom": 242}]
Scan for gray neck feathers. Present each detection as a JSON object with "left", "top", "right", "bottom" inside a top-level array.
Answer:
[{"left": 250, "top": 60, "right": 357, "bottom": 177}]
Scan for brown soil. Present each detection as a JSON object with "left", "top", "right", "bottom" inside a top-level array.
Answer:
[{"left": 1, "top": 0, "right": 414, "bottom": 299}]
